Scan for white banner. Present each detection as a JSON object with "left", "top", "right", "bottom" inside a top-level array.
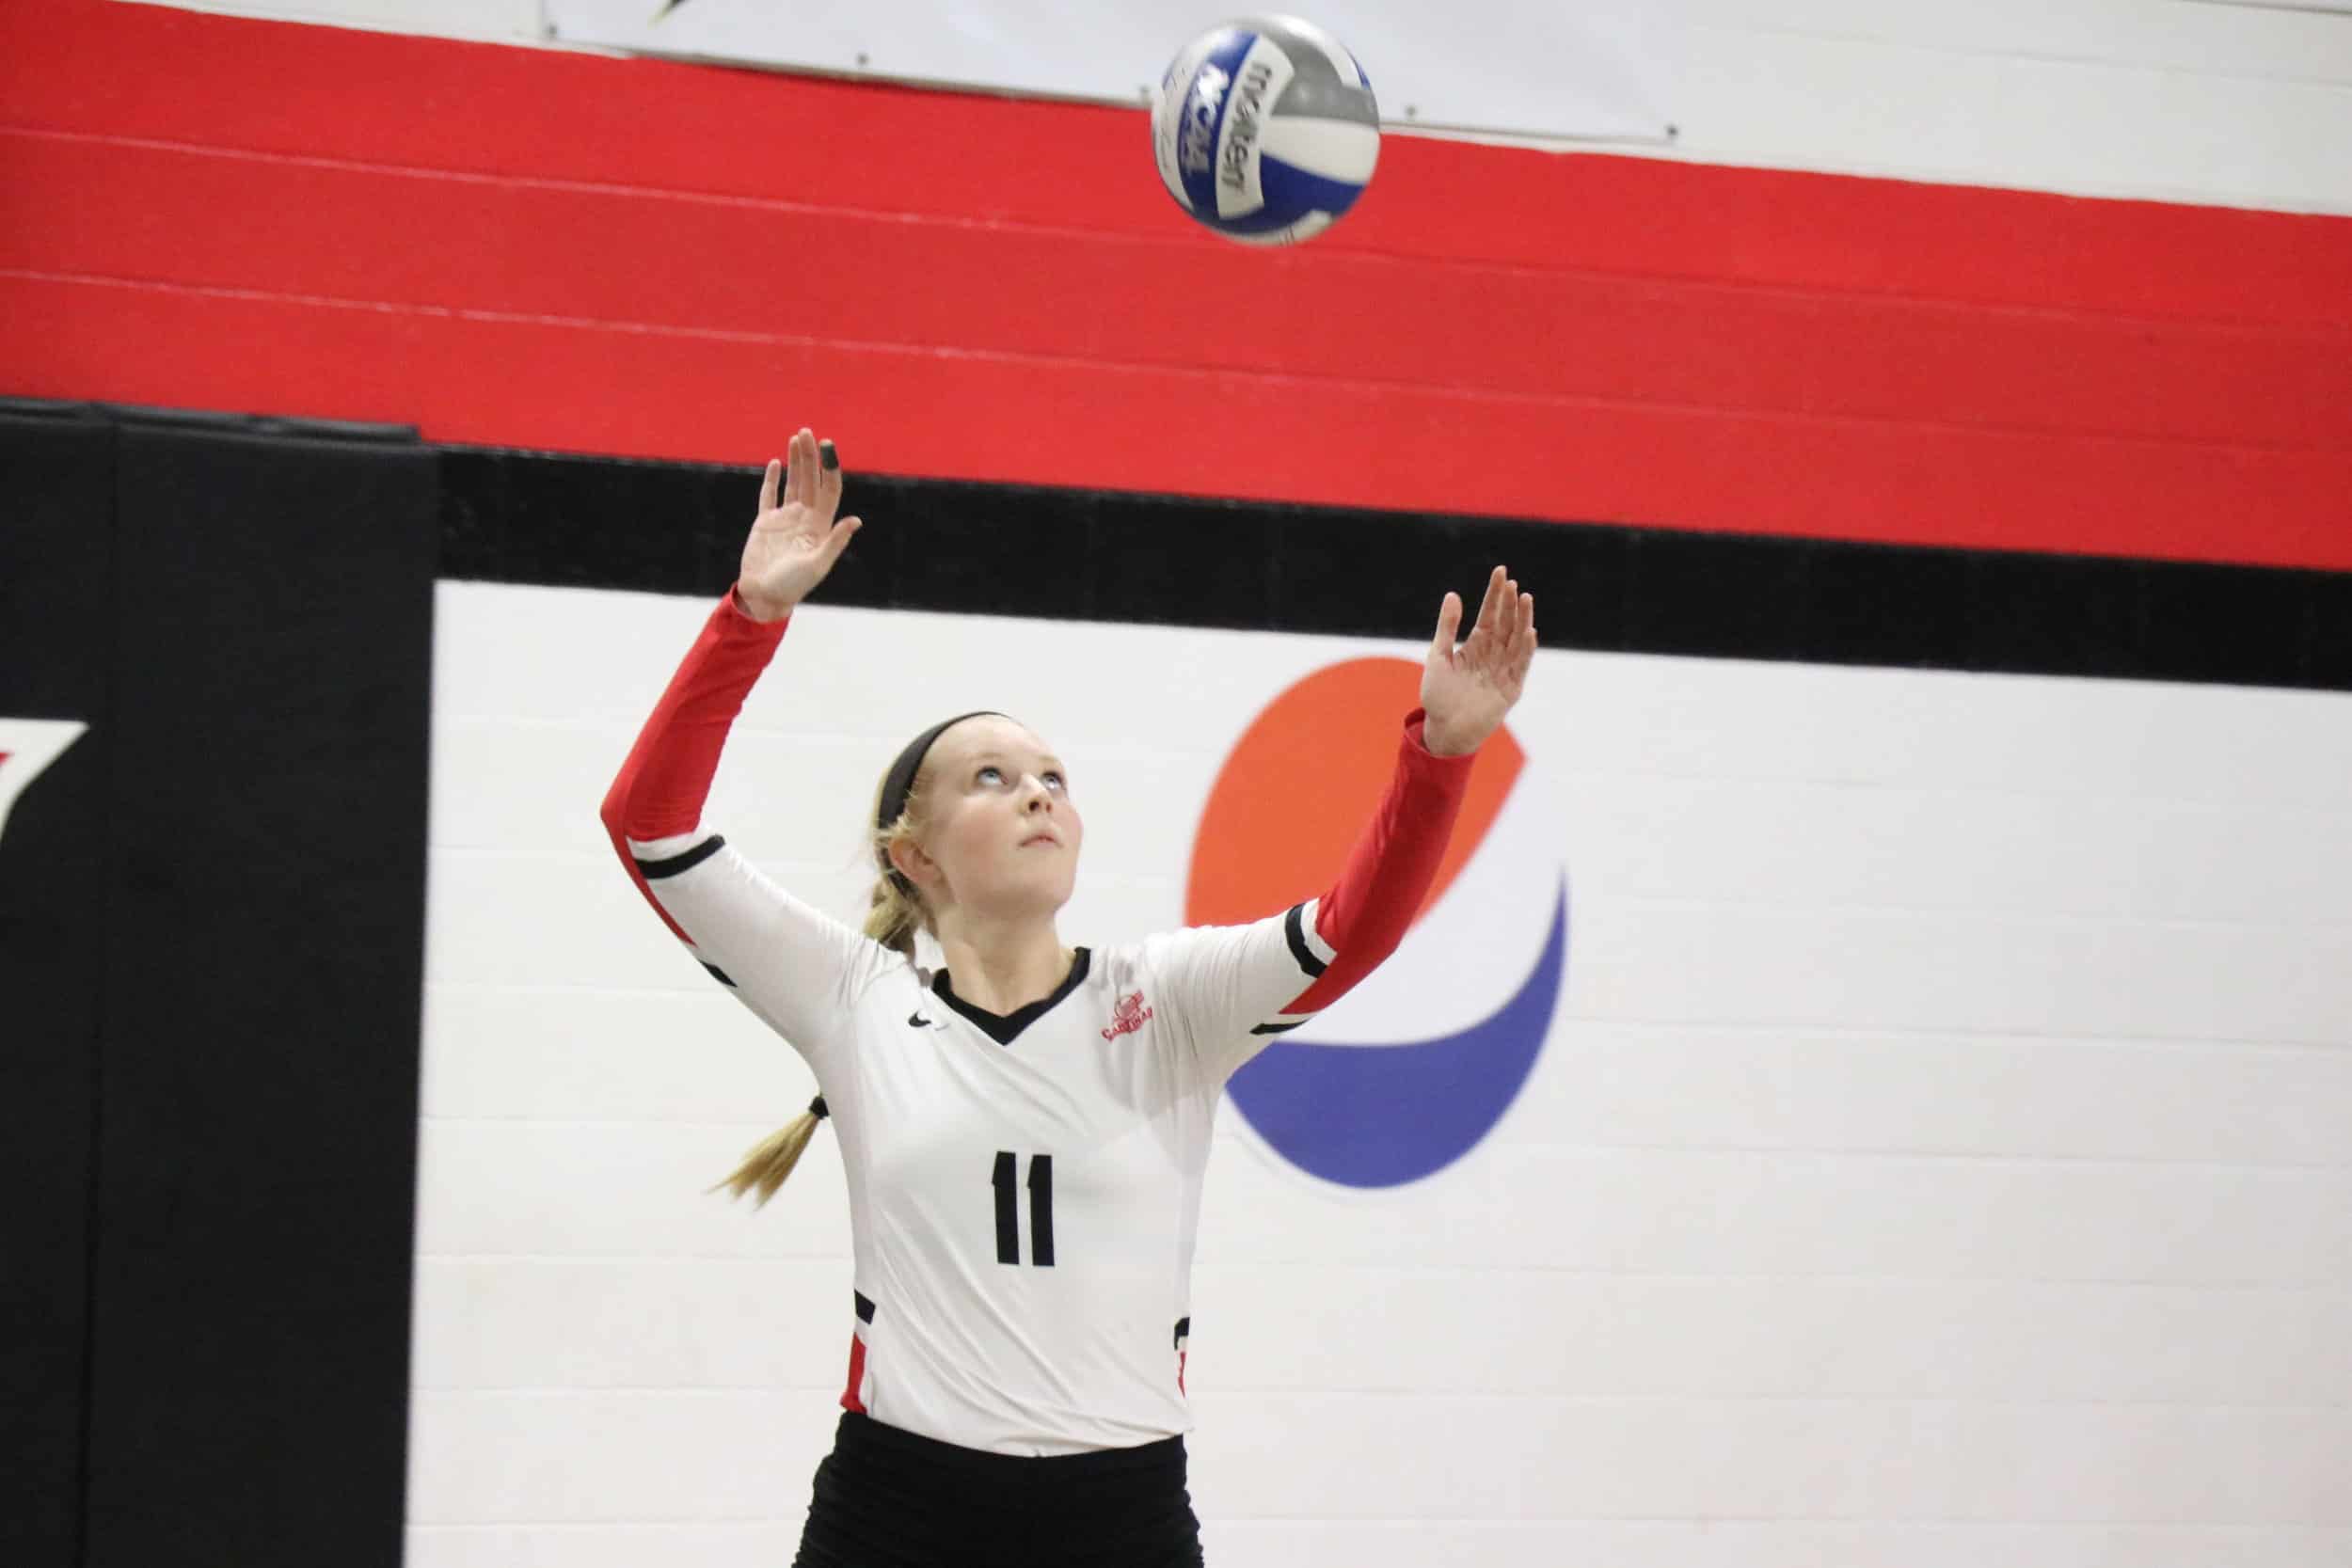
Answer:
[{"left": 546, "top": 0, "right": 1670, "bottom": 143}]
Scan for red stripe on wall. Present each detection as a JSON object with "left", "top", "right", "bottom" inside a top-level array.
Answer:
[
  {"left": 11, "top": 134, "right": 2348, "bottom": 453},
  {"left": 6, "top": 1, "right": 2351, "bottom": 568}
]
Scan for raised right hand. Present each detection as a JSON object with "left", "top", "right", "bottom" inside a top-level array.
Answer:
[{"left": 735, "top": 427, "right": 863, "bottom": 621}]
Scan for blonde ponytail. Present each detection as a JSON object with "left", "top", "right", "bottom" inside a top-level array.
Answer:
[{"left": 709, "top": 1095, "right": 829, "bottom": 1208}]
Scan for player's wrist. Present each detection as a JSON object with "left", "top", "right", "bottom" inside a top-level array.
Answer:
[
  {"left": 731, "top": 582, "right": 793, "bottom": 624},
  {"left": 1420, "top": 716, "right": 1481, "bottom": 756}
]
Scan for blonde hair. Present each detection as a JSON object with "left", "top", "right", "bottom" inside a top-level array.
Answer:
[
  {"left": 862, "top": 774, "right": 934, "bottom": 959},
  {"left": 709, "top": 759, "right": 935, "bottom": 1209},
  {"left": 707, "top": 1095, "right": 827, "bottom": 1207}
]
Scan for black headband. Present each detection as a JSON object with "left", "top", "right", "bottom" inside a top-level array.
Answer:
[{"left": 876, "top": 710, "right": 1003, "bottom": 885}]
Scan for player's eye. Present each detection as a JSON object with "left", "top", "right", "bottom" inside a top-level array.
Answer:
[
  {"left": 976, "top": 766, "right": 1004, "bottom": 785},
  {"left": 1042, "top": 771, "right": 1066, "bottom": 791}
]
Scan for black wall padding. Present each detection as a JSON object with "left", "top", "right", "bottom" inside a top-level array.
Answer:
[
  {"left": 0, "top": 406, "right": 117, "bottom": 1568},
  {"left": 439, "top": 446, "right": 2352, "bottom": 691},
  {"left": 0, "top": 403, "right": 436, "bottom": 1568}
]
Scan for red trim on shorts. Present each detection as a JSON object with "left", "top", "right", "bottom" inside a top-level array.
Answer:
[{"left": 840, "top": 1330, "right": 868, "bottom": 1415}]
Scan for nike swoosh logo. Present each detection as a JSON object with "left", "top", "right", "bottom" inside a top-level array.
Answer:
[
  {"left": 1226, "top": 877, "right": 1565, "bottom": 1188},
  {"left": 908, "top": 1010, "right": 937, "bottom": 1029}
]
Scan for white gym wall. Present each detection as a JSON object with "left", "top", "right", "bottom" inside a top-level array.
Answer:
[{"left": 409, "top": 582, "right": 2352, "bottom": 1566}]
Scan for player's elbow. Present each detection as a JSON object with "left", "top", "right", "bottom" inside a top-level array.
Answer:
[{"left": 596, "top": 777, "right": 635, "bottom": 851}]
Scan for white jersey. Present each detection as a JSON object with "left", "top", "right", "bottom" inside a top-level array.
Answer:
[{"left": 625, "top": 827, "right": 1335, "bottom": 1455}]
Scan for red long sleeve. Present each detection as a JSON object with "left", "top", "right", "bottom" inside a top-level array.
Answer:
[
  {"left": 1289, "top": 709, "right": 1477, "bottom": 1012},
  {"left": 597, "top": 590, "right": 788, "bottom": 940}
]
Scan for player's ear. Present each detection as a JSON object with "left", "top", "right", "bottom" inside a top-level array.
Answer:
[{"left": 887, "top": 835, "right": 939, "bottom": 892}]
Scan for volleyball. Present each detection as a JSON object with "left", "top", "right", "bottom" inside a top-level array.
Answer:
[{"left": 1151, "top": 15, "right": 1380, "bottom": 245}]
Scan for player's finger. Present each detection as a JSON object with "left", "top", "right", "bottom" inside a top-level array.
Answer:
[
  {"left": 819, "top": 515, "right": 863, "bottom": 568},
  {"left": 1472, "top": 565, "right": 1505, "bottom": 638},
  {"left": 790, "top": 430, "right": 818, "bottom": 510},
  {"left": 817, "top": 437, "right": 843, "bottom": 513},
  {"left": 760, "top": 458, "right": 781, "bottom": 515},
  {"left": 1429, "top": 591, "right": 1463, "bottom": 660},
  {"left": 1463, "top": 569, "right": 1506, "bottom": 658}
]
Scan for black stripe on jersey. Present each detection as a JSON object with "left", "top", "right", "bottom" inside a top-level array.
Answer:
[
  {"left": 635, "top": 833, "right": 726, "bottom": 879},
  {"left": 1250, "top": 1020, "right": 1305, "bottom": 1036},
  {"left": 1284, "top": 903, "right": 1327, "bottom": 978},
  {"left": 1029, "top": 1155, "right": 1056, "bottom": 1267},
  {"left": 701, "top": 960, "right": 737, "bottom": 989},
  {"left": 993, "top": 1151, "right": 1020, "bottom": 1262},
  {"left": 1173, "top": 1317, "right": 1190, "bottom": 1348},
  {"left": 854, "top": 1291, "right": 876, "bottom": 1324}
]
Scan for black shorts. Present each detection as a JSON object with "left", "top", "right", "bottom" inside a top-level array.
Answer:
[{"left": 792, "top": 1410, "right": 1207, "bottom": 1568}]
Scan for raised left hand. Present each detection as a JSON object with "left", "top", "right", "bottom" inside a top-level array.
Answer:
[{"left": 1420, "top": 565, "right": 1537, "bottom": 756}]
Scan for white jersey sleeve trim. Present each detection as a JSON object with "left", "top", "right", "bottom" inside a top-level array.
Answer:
[{"left": 626, "top": 830, "right": 705, "bottom": 861}]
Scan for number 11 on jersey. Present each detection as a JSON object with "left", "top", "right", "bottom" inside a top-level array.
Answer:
[{"left": 992, "top": 1151, "right": 1055, "bottom": 1267}]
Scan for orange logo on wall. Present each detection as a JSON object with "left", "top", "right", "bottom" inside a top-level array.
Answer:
[{"left": 1186, "top": 657, "right": 1523, "bottom": 933}]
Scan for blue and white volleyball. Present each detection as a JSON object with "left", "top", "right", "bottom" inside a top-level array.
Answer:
[{"left": 1151, "top": 15, "right": 1380, "bottom": 245}]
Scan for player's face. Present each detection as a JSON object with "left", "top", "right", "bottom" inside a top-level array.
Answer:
[{"left": 918, "top": 717, "right": 1083, "bottom": 919}]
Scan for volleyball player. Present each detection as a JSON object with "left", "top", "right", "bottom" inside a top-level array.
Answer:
[{"left": 598, "top": 427, "right": 1538, "bottom": 1566}]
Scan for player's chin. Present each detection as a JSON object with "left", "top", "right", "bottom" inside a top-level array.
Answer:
[
  {"left": 1026, "top": 856, "right": 1079, "bottom": 896},
  {"left": 1028, "top": 863, "right": 1081, "bottom": 915},
  {"left": 985, "top": 857, "right": 1077, "bottom": 911}
]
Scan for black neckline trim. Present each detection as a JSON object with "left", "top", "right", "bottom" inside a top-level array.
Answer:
[{"left": 933, "top": 948, "right": 1092, "bottom": 1046}]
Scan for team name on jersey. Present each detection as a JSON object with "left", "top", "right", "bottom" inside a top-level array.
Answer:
[{"left": 1100, "top": 990, "right": 1155, "bottom": 1041}]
